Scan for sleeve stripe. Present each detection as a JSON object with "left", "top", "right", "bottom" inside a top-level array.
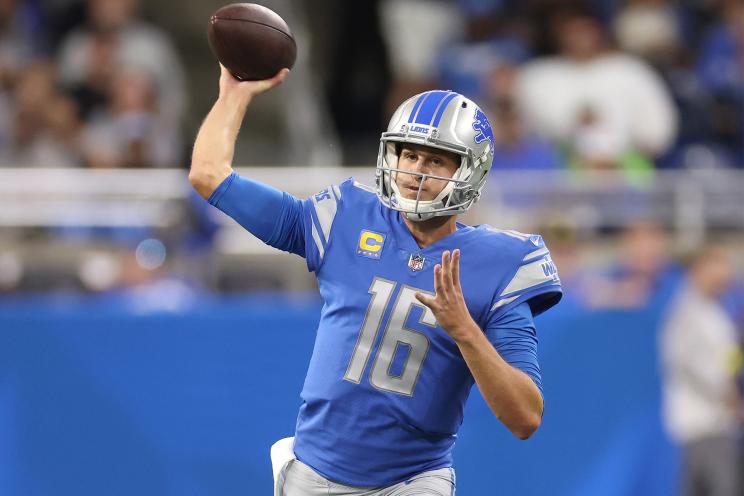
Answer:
[
  {"left": 353, "top": 180, "right": 376, "bottom": 193},
  {"left": 500, "top": 229, "right": 532, "bottom": 241},
  {"left": 523, "top": 247, "right": 549, "bottom": 262},
  {"left": 332, "top": 184, "right": 342, "bottom": 200},
  {"left": 500, "top": 258, "right": 557, "bottom": 297},
  {"left": 311, "top": 192, "right": 338, "bottom": 244},
  {"left": 491, "top": 295, "right": 519, "bottom": 311},
  {"left": 310, "top": 220, "right": 325, "bottom": 259}
]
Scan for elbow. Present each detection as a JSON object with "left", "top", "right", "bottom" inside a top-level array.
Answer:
[
  {"left": 188, "top": 168, "right": 207, "bottom": 190},
  {"left": 511, "top": 412, "right": 542, "bottom": 440},
  {"left": 188, "top": 167, "right": 219, "bottom": 200}
]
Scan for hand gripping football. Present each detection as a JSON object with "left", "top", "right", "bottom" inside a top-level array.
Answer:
[{"left": 208, "top": 3, "right": 297, "bottom": 81}]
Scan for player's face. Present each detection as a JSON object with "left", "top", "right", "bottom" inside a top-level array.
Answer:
[{"left": 395, "top": 145, "right": 460, "bottom": 201}]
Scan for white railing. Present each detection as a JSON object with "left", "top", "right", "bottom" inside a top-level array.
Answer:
[{"left": 0, "top": 167, "right": 742, "bottom": 250}]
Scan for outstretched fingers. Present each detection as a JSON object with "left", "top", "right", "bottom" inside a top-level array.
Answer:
[
  {"left": 418, "top": 249, "right": 463, "bottom": 311},
  {"left": 451, "top": 249, "right": 461, "bottom": 290},
  {"left": 441, "top": 250, "right": 454, "bottom": 294},
  {"left": 433, "top": 263, "right": 444, "bottom": 296}
]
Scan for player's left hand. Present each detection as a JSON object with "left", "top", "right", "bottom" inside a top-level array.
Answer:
[{"left": 415, "top": 249, "right": 478, "bottom": 342}]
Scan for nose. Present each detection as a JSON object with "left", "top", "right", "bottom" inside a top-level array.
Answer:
[
  {"left": 407, "top": 162, "right": 425, "bottom": 182},
  {"left": 410, "top": 157, "right": 430, "bottom": 174}
]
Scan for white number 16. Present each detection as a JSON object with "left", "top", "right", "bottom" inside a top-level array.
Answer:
[{"left": 343, "top": 277, "right": 437, "bottom": 396}]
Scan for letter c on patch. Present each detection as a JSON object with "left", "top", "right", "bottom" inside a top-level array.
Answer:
[{"left": 360, "top": 232, "right": 384, "bottom": 252}]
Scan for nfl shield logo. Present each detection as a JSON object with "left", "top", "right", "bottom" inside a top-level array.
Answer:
[{"left": 408, "top": 253, "right": 425, "bottom": 272}]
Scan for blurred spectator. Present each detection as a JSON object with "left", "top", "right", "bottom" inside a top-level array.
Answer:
[
  {"left": 568, "top": 104, "right": 655, "bottom": 185},
  {"left": 57, "top": 0, "right": 185, "bottom": 157},
  {"left": 517, "top": 6, "right": 678, "bottom": 171},
  {"left": 0, "top": 0, "right": 50, "bottom": 155},
  {"left": 436, "top": 0, "right": 532, "bottom": 103},
  {"left": 64, "top": 29, "right": 115, "bottom": 119},
  {"left": 379, "top": 0, "right": 464, "bottom": 117},
  {"left": 614, "top": 0, "right": 744, "bottom": 171},
  {"left": 660, "top": 244, "right": 742, "bottom": 496},
  {"left": 80, "top": 69, "right": 178, "bottom": 168},
  {"left": 696, "top": 1, "right": 744, "bottom": 108},
  {"left": 490, "top": 95, "right": 564, "bottom": 171},
  {"left": 0, "top": 0, "right": 49, "bottom": 83},
  {"left": 582, "top": 221, "right": 682, "bottom": 309},
  {"left": 0, "top": 60, "right": 82, "bottom": 167},
  {"left": 613, "top": 0, "right": 682, "bottom": 65},
  {"left": 695, "top": 0, "right": 744, "bottom": 166}
]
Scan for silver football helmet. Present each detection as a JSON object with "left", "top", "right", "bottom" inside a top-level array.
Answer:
[{"left": 376, "top": 90, "right": 495, "bottom": 221}]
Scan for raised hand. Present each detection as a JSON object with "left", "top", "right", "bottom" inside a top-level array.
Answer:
[
  {"left": 415, "top": 249, "right": 478, "bottom": 342},
  {"left": 218, "top": 64, "right": 289, "bottom": 104}
]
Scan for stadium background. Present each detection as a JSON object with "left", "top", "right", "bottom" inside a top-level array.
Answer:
[{"left": 0, "top": 0, "right": 742, "bottom": 495}]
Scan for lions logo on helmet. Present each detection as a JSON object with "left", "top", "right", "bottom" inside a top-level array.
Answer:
[
  {"left": 473, "top": 108, "right": 494, "bottom": 149},
  {"left": 376, "top": 90, "right": 495, "bottom": 222}
]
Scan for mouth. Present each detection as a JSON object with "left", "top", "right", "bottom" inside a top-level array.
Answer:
[{"left": 402, "top": 186, "right": 425, "bottom": 199}]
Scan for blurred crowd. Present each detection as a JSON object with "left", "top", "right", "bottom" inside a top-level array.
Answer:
[
  {"left": 378, "top": 0, "right": 743, "bottom": 174},
  {"left": 0, "top": 0, "right": 741, "bottom": 171},
  {"left": 0, "top": 0, "right": 184, "bottom": 169}
]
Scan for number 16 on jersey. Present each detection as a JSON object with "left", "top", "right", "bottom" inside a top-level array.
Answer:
[{"left": 343, "top": 278, "right": 437, "bottom": 396}]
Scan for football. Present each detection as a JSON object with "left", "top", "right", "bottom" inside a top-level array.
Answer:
[{"left": 207, "top": 3, "right": 297, "bottom": 81}]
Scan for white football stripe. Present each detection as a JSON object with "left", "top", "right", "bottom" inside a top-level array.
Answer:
[
  {"left": 491, "top": 295, "right": 519, "bottom": 311},
  {"left": 353, "top": 180, "right": 375, "bottom": 193},
  {"left": 500, "top": 229, "right": 531, "bottom": 241},
  {"left": 310, "top": 220, "right": 324, "bottom": 259},
  {"left": 312, "top": 190, "right": 338, "bottom": 243},
  {"left": 522, "top": 247, "right": 549, "bottom": 261},
  {"left": 500, "top": 258, "right": 555, "bottom": 297}
]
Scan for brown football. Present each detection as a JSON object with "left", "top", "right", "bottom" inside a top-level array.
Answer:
[{"left": 207, "top": 3, "right": 297, "bottom": 81}]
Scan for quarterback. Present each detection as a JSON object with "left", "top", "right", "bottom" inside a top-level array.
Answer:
[{"left": 190, "top": 66, "right": 562, "bottom": 495}]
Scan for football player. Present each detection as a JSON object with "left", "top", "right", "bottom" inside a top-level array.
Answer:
[{"left": 190, "top": 66, "right": 562, "bottom": 495}]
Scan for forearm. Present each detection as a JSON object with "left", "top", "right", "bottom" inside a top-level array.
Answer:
[
  {"left": 455, "top": 320, "right": 544, "bottom": 440},
  {"left": 189, "top": 92, "right": 252, "bottom": 199}
]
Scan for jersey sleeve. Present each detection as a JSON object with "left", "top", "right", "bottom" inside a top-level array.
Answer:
[
  {"left": 485, "top": 301, "right": 542, "bottom": 396},
  {"left": 208, "top": 172, "right": 305, "bottom": 254},
  {"left": 489, "top": 235, "right": 562, "bottom": 320},
  {"left": 207, "top": 172, "right": 344, "bottom": 272}
]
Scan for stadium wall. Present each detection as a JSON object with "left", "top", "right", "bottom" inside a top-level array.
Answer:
[{"left": 0, "top": 294, "right": 679, "bottom": 495}]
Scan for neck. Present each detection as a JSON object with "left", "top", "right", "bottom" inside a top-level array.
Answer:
[{"left": 402, "top": 214, "right": 458, "bottom": 249}]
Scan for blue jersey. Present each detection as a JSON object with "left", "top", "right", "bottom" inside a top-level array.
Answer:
[{"left": 209, "top": 174, "right": 562, "bottom": 487}]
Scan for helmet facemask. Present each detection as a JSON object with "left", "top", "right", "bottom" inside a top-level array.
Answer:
[{"left": 376, "top": 141, "right": 480, "bottom": 221}]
